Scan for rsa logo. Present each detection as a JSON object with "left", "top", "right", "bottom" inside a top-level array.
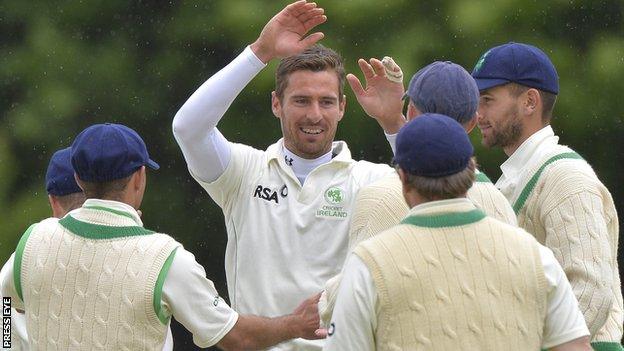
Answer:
[{"left": 253, "top": 184, "right": 288, "bottom": 204}]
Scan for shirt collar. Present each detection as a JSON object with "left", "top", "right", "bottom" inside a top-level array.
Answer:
[
  {"left": 78, "top": 198, "right": 143, "bottom": 226},
  {"left": 266, "top": 139, "right": 353, "bottom": 166},
  {"left": 407, "top": 198, "right": 476, "bottom": 217},
  {"left": 500, "top": 125, "right": 558, "bottom": 180}
]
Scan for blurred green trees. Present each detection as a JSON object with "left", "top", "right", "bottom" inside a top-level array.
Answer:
[{"left": 1, "top": 0, "right": 623, "bottom": 348}]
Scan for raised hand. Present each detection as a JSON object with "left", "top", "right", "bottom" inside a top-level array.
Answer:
[
  {"left": 251, "top": 0, "right": 327, "bottom": 63},
  {"left": 347, "top": 57, "right": 406, "bottom": 134}
]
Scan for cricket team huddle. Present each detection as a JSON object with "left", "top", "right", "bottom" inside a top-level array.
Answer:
[{"left": 1, "top": 1, "right": 622, "bottom": 350}]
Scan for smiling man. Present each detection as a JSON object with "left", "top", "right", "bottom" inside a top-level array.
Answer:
[
  {"left": 171, "top": 1, "right": 393, "bottom": 350},
  {"left": 472, "top": 42, "right": 622, "bottom": 350}
]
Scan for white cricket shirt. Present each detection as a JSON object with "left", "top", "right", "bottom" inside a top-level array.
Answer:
[{"left": 195, "top": 139, "right": 393, "bottom": 350}]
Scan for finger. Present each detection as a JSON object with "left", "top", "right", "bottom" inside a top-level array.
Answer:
[
  {"left": 298, "top": 7, "right": 324, "bottom": 22},
  {"left": 370, "top": 58, "right": 386, "bottom": 77},
  {"left": 299, "top": 31, "right": 324, "bottom": 49},
  {"left": 285, "top": 0, "right": 311, "bottom": 17},
  {"left": 303, "top": 14, "right": 327, "bottom": 32},
  {"left": 314, "top": 328, "right": 328, "bottom": 338},
  {"left": 346, "top": 73, "right": 366, "bottom": 96},
  {"left": 357, "top": 58, "right": 375, "bottom": 82}
]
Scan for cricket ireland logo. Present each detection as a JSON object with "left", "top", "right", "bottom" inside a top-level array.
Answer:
[
  {"left": 474, "top": 49, "right": 491, "bottom": 73},
  {"left": 317, "top": 187, "right": 347, "bottom": 219},
  {"left": 324, "top": 187, "right": 344, "bottom": 205}
]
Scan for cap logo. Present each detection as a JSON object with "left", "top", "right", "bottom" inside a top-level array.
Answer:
[
  {"left": 324, "top": 187, "right": 344, "bottom": 205},
  {"left": 474, "top": 50, "right": 490, "bottom": 73}
]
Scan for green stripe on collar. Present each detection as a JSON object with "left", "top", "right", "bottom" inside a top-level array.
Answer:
[
  {"left": 591, "top": 342, "right": 624, "bottom": 351},
  {"left": 83, "top": 205, "right": 137, "bottom": 221},
  {"left": 400, "top": 208, "right": 486, "bottom": 228},
  {"left": 59, "top": 215, "right": 154, "bottom": 239},
  {"left": 475, "top": 172, "right": 492, "bottom": 183},
  {"left": 513, "top": 152, "right": 583, "bottom": 214}
]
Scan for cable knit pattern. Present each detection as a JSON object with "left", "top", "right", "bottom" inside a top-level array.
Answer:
[
  {"left": 354, "top": 207, "right": 547, "bottom": 350},
  {"left": 319, "top": 171, "right": 517, "bottom": 326},
  {"left": 17, "top": 207, "right": 180, "bottom": 350},
  {"left": 516, "top": 145, "right": 622, "bottom": 342}
]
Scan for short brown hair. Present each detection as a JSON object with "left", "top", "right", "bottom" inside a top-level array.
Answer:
[
  {"left": 508, "top": 83, "right": 557, "bottom": 122},
  {"left": 53, "top": 192, "right": 86, "bottom": 213},
  {"left": 275, "top": 44, "right": 346, "bottom": 101},
  {"left": 401, "top": 158, "right": 476, "bottom": 201},
  {"left": 78, "top": 175, "right": 132, "bottom": 200}
]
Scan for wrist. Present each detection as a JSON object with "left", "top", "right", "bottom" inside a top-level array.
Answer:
[
  {"left": 379, "top": 115, "right": 406, "bottom": 134},
  {"left": 250, "top": 40, "right": 274, "bottom": 64}
]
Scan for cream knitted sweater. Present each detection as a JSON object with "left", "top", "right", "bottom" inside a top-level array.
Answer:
[
  {"left": 354, "top": 204, "right": 547, "bottom": 350},
  {"left": 319, "top": 171, "right": 517, "bottom": 325},
  {"left": 14, "top": 206, "right": 180, "bottom": 350},
  {"left": 513, "top": 145, "right": 622, "bottom": 343}
]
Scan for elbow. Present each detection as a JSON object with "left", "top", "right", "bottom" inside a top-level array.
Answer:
[{"left": 171, "top": 110, "right": 188, "bottom": 139}]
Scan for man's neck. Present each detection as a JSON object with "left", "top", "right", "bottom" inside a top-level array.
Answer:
[{"left": 503, "top": 122, "right": 549, "bottom": 156}]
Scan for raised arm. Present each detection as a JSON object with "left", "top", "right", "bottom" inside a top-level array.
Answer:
[{"left": 172, "top": 0, "right": 326, "bottom": 183}]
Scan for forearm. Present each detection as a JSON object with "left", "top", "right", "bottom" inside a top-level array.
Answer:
[
  {"left": 172, "top": 46, "right": 265, "bottom": 182},
  {"left": 217, "top": 314, "right": 299, "bottom": 351},
  {"left": 548, "top": 336, "right": 592, "bottom": 351}
]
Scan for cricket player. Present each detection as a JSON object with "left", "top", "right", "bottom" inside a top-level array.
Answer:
[
  {"left": 0, "top": 147, "right": 86, "bottom": 351},
  {"left": 172, "top": 2, "right": 394, "bottom": 349},
  {"left": 325, "top": 113, "right": 591, "bottom": 351},
  {"left": 1, "top": 123, "right": 323, "bottom": 350},
  {"left": 472, "top": 42, "right": 622, "bottom": 349},
  {"left": 319, "top": 60, "right": 518, "bottom": 325}
]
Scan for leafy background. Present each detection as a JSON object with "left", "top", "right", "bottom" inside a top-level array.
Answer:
[{"left": 1, "top": 0, "right": 622, "bottom": 349}]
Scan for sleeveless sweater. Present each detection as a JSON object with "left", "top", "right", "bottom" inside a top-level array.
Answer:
[
  {"left": 513, "top": 145, "right": 622, "bottom": 343},
  {"left": 355, "top": 203, "right": 547, "bottom": 350},
  {"left": 14, "top": 205, "right": 180, "bottom": 350}
]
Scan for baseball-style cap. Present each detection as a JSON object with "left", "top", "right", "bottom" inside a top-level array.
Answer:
[
  {"left": 45, "top": 147, "right": 83, "bottom": 196},
  {"left": 471, "top": 42, "right": 559, "bottom": 94},
  {"left": 71, "top": 123, "right": 159, "bottom": 182},
  {"left": 394, "top": 113, "right": 473, "bottom": 177},
  {"left": 406, "top": 61, "right": 479, "bottom": 124}
]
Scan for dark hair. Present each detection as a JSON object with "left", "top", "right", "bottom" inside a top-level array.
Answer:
[
  {"left": 508, "top": 83, "right": 557, "bottom": 122},
  {"left": 275, "top": 44, "right": 345, "bottom": 101},
  {"left": 401, "top": 158, "right": 476, "bottom": 200},
  {"left": 53, "top": 192, "right": 86, "bottom": 213},
  {"left": 78, "top": 175, "right": 132, "bottom": 200}
]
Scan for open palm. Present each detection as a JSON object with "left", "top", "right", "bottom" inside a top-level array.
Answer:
[{"left": 252, "top": 1, "right": 327, "bottom": 62}]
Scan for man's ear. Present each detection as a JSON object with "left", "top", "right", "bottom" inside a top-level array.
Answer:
[
  {"left": 464, "top": 114, "right": 478, "bottom": 133},
  {"left": 523, "top": 88, "right": 540, "bottom": 116},
  {"left": 74, "top": 173, "right": 84, "bottom": 191},
  {"left": 271, "top": 91, "right": 282, "bottom": 119},
  {"left": 134, "top": 166, "right": 146, "bottom": 191},
  {"left": 48, "top": 195, "right": 64, "bottom": 218},
  {"left": 337, "top": 94, "right": 346, "bottom": 121}
]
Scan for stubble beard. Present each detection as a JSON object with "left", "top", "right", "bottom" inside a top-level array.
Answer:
[{"left": 482, "top": 107, "right": 523, "bottom": 149}]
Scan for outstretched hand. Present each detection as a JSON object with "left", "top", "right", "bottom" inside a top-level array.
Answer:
[
  {"left": 251, "top": 0, "right": 327, "bottom": 63},
  {"left": 291, "top": 292, "right": 326, "bottom": 340},
  {"left": 347, "top": 57, "right": 406, "bottom": 134}
]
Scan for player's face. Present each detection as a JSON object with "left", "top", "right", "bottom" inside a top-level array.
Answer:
[
  {"left": 477, "top": 85, "right": 523, "bottom": 150},
  {"left": 272, "top": 69, "right": 345, "bottom": 159}
]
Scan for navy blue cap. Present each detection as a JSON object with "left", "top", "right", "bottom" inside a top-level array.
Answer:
[
  {"left": 472, "top": 42, "right": 559, "bottom": 94},
  {"left": 406, "top": 61, "right": 479, "bottom": 124},
  {"left": 45, "top": 147, "right": 83, "bottom": 196},
  {"left": 71, "top": 123, "right": 159, "bottom": 182},
  {"left": 394, "top": 113, "right": 474, "bottom": 177}
]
